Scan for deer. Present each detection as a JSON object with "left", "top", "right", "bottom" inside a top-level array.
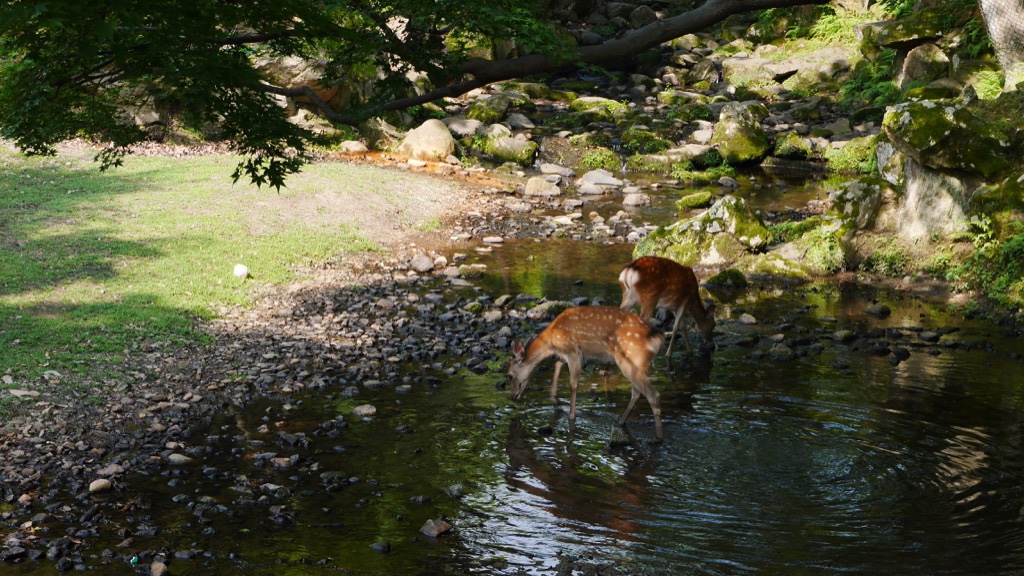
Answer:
[
  {"left": 619, "top": 255, "right": 716, "bottom": 360},
  {"left": 507, "top": 306, "right": 667, "bottom": 440}
]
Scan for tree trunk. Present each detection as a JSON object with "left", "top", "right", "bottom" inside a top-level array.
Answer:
[{"left": 979, "top": 0, "right": 1024, "bottom": 89}]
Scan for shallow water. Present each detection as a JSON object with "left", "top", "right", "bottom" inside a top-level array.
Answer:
[{"left": 11, "top": 182, "right": 1024, "bottom": 575}]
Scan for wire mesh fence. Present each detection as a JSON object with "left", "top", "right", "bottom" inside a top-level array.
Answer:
[{"left": 979, "top": 0, "right": 1024, "bottom": 73}]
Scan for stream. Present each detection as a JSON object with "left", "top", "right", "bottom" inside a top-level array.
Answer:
[{"left": 8, "top": 171, "right": 1024, "bottom": 576}]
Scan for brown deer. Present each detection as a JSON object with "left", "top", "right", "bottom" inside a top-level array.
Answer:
[
  {"left": 508, "top": 306, "right": 667, "bottom": 440},
  {"left": 619, "top": 255, "right": 716, "bottom": 359}
]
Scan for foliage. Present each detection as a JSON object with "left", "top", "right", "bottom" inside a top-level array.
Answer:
[
  {"left": 862, "top": 238, "right": 909, "bottom": 277},
  {"left": 803, "top": 227, "right": 846, "bottom": 273},
  {"left": 621, "top": 128, "right": 672, "bottom": 154},
  {"left": 958, "top": 223, "right": 1024, "bottom": 308},
  {"left": 841, "top": 49, "right": 901, "bottom": 108},
  {"left": 578, "top": 148, "right": 620, "bottom": 171},
  {"left": 823, "top": 137, "right": 877, "bottom": 174},
  {"left": 671, "top": 161, "right": 735, "bottom": 183},
  {"left": 768, "top": 217, "right": 819, "bottom": 242},
  {"left": 0, "top": 0, "right": 562, "bottom": 187}
]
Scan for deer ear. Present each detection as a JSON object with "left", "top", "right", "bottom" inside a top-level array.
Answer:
[{"left": 512, "top": 340, "right": 525, "bottom": 359}]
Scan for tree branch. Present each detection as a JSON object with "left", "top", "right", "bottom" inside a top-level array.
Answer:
[{"left": 259, "top": 82, "right": 361, "bottom": 125}]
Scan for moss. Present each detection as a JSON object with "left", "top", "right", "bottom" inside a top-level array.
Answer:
[
  {"left": 578, "top": 148, "right": 620, "bottom": 171},
  {"left": 773, "top": 131, "right": 815, "bottom": 160},
  {"left": 705, "top": 268, "right": 749, "bottom": 289},
  {"left": 557, "top": 109, "right": 611, "bottom": 128},
  {"left": 569, "top": 97, "right": 629, "bottom": 118},
  {"left": 768, "top": 216, "right": 821, "bottom": 242},
  {"left": 862, "top": 237, "right": 909, "bottom": 277},
  {"left": 666, "top": 103, "right": 714, "bottom": 123},
  {"left": 621, "top": 128, "right": 672, "bottom": 154},
  {"left": 671, "top": 162, "right": 736, "bottom": 184},
  {"left": 677, "top": 191, "right": 714, "bottom": 210},
  {"left": 568, "top": 132, "right": 611, "bottom": 149},
  {"left": 499, "top": 82, "right": 577, "bottom": 102},
  {"left": 626, "top": 154, "right": 668, "bottom": 173},
  {"left": 801, "top": 226, "right": 847, "bottom": 274},
  {"left": 824, "top": 135, "right": 877, "bottom": 174}
]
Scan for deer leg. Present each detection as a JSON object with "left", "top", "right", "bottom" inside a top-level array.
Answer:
[
  {"left": 619, "top": 386, "right": 642, "bottom": 426},
  {"left": 620, "top": 361, "right": 663, "bottom": 441},
  {"left": 566, "top": 356, "right": 582, "bottom": 422},
  {"left": 549, "top": 360, "right": 563, "bottom": 405},
  {"left": 637, "top": 376, "right": 663, "bottom": 442}
]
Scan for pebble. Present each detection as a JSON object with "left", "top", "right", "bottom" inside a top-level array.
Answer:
[
  {"left": 352, "top": 404, "right": 377, "bottom": 418},
  {"left": 88, "top": 479, "right": 112, "bottom": 494},
  {"left": 167, "top": 453, "right": 193, "bottom": 465},
  {"left": 420, "top": 518, "right": 453, "bottom": 538}
]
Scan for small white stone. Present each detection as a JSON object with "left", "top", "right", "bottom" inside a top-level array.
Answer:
[
  {"left": 88, "top": 479, "right": 113, "bottom": 493},
  {"left": 233, "top": 264, "right": 250, "bottom": 278}
]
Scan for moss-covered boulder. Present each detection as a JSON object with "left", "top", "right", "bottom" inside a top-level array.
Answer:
[
  {"left": 570, "top": 96, "right": 630, "bottom": 119},
  {"left": 705, "top": 268, "right": 749, "bottom": 289},
  {"left": 863, "top": 6, "right": 946, "bottom": 51},
  {"left": 882, "top": 98, "right": 1015, "bottom": 178},
  {"left": 677, "top": 191, "right": 714, "bottom": 210},
  {"left": 657, "top": 90, "right": 708, "bottom": 106},
  {"left": 466, "top": 94, "right": 512, "bottom": 124},
  {"left": 773, "top": 131, "right": 815, "bottom": 160},
  {"left": 488, "top": 136, "right": 539, "bottom": 166},
  {"left": 635, "top": 196, "right": 771, "bottom": 267},
  {"left": 499, "top": 82, "right": 577, "bottom": 102},
  {"left": 621, "top": 128, "right": 672, "bottom": 154},
  {"left": 896, "top": 43, "right": 949, "bottom": 89},
  {"left": 771, "top": 222, "right": 849, "bottom": 275},
  {"left": 711, "top": 101, "right": 772, "bottom": 164}
]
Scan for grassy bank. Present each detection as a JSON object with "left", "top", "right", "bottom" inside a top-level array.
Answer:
[{"left": 0, "top": 144, "right": 397, "bottom": 400}]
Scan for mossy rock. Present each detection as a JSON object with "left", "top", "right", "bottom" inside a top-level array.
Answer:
[
  {"left": 635, "top": 196, "right": 771, "bottom": 267},
  {"left": 466, "top": 95, "right": 511, "bottom": 124},
  {"left": 775, "top": 222, "right": 850, "bottom": 275},
  {"left": 872, "top": 6, "right": 946, "bottom": 48},
  {"left": 677, "top": 191, "right": 714, "bottom": 210},
  {"left": 883, "top": 99, "right": 1014, "bottom": 178},
  {"left": 568, "top": 132, "right": 611, "bottom": 148},
  {"left": 711, "top": 101, "right": 772, "bottom": 164},
  {"left": 658, "top": 90, "right": 707, "bottom": 106},
  {"left": 621, "top": 128, "right": 672, "bottom": 154},
  {"left": 824, "top": 135, "right": 878, "bottom": 174},
  {"left": 558, "top": 109, "right": 612, "bottom": 128},
  {"left": 705, "top": 268, "right": 749, "bottom": 289},
  {"left": 773, "top": 131, "right": 815, "bottom": 160},
  {"left": 667, "top": 103, "right": 714, "bottom": 123},
  {"left": 499, "top": 82, "right": 577, "bottom": 102},
  {"left": 969, "top": 172, "right": 1024, "bottom": 233},
  {"left": 488, "top": 137, "right": 539, "bottom": 166},
  {"left": 570, "top": 96, "right": 630, "bottom": 118},
  {"left": 902, "top": 84, "right": 960, "bottom": 101}
]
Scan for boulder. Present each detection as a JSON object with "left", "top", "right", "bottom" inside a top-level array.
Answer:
[
  {"left": 711, "top": 101, "right": 772, "bottom": 164},
  {"left": 488, "top": 136, "right": 539, "bottom": 166},
  {"left": 897, "top": 43, "right": 950, "bottom": 89},
  {"left": 636, "top": 196, "right": 770, "bottom": 267},
  {"left": 524, "top": 177, "right": 561, "bottom": 197},
  {"left": 882, "top": 99, "right": 1014, "bottom": 178},
  {"left": 466, "top": 94, "right": 512, "bottom": 124},
  {"left": 395, "top": 119, "right": 456, "bottom": 162}
]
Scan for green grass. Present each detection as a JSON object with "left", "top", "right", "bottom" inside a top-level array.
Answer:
[{"left": 1, "top": 145, "right": 381, "bottom": 385}]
